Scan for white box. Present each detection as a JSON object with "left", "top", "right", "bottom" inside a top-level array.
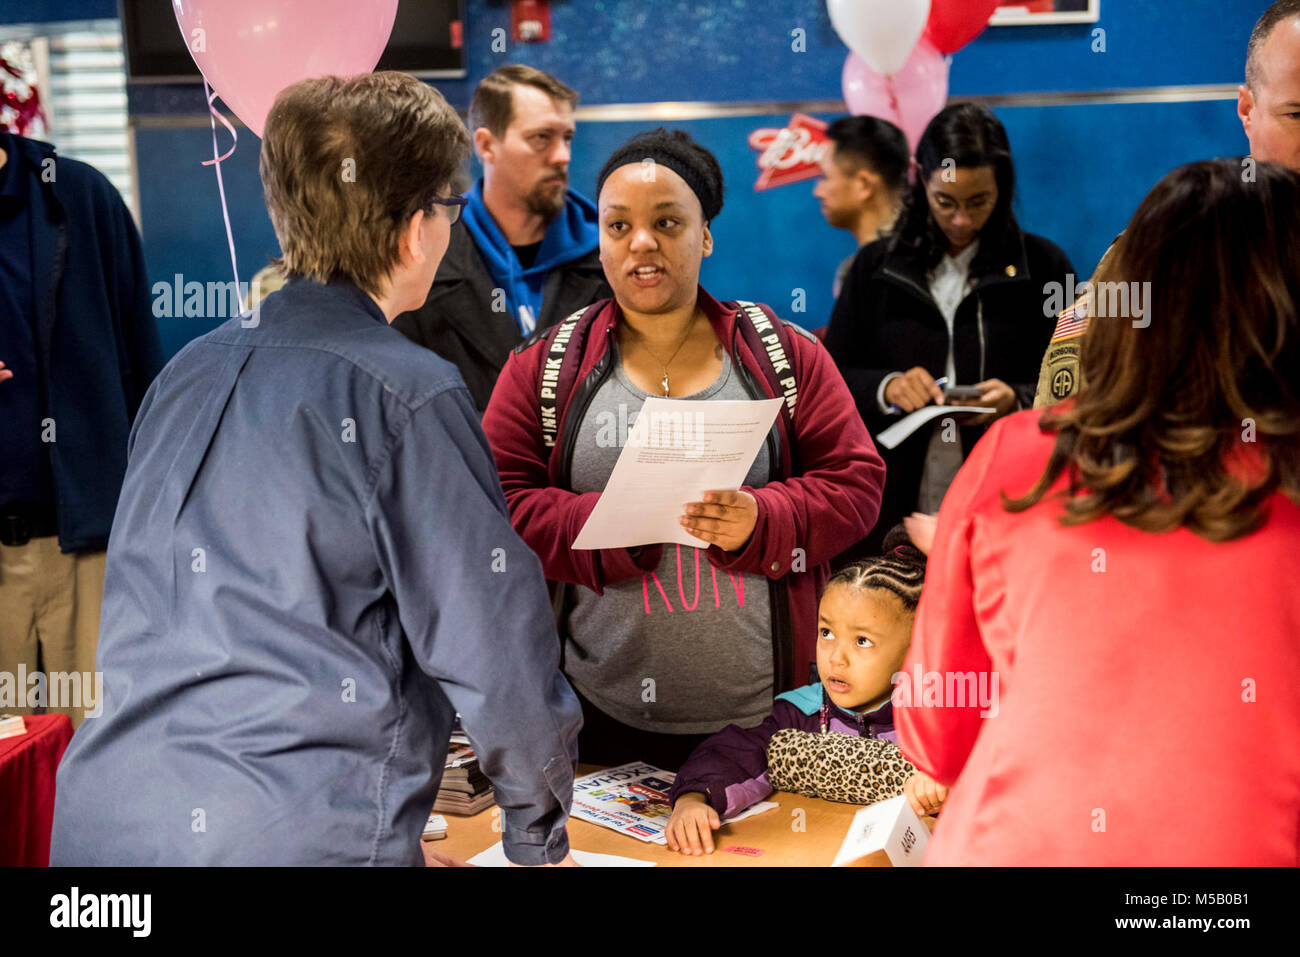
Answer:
[{"left": 831, "top": 795, "right": 930, "bottom": 867}]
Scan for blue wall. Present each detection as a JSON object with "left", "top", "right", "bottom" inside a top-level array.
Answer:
[
  {"left": 119, "top": 0, "right": 1264, "bottom": 357},
  {"left": 127, "top": 0, "right": 1262, "bottom": 111},
  {"left": 0, "top": 0, "right": 115, "bottom": 24}
]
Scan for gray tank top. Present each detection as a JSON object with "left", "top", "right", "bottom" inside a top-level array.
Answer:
[{"left": 565, "top": 343, "right": 774, "bottom": 734}]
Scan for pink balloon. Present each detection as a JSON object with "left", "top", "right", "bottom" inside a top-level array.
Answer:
[
  {"left": 173, "top": 0, "right": 399, "bottom": 138},
  {"left": 842, "top": 39, "right": 951, "bottom": 152}
]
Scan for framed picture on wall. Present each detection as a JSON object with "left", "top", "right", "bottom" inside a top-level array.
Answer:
[{"left": 991, "top": 1, "right": 1100, "bottom": 26}]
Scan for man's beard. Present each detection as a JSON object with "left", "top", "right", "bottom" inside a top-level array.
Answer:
[{"left": 526, "top": 174, "right": 568, "bottom": 219}]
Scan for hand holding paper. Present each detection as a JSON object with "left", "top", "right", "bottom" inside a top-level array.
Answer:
[
  {"left": 573, "top": 397, "right": 782, "bottom": 550},
  {"left": 680, "top": 488, "right": 758, "bottom": 552}
]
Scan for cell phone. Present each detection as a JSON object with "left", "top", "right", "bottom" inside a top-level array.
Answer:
[{"left": 943, "top": 385, "right": 987, "bottom": 403}]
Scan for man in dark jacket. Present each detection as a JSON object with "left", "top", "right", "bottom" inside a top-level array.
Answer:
[
  {"left": 394, "top": 65, "right": 611, "bottom": 412},
  {"left": 0, "top": 132, "right": 162, "bottom": 728}
]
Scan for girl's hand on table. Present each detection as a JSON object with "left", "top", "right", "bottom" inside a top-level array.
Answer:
[{"left": 665, "top": 792, "right": 720, "bottom": 855}]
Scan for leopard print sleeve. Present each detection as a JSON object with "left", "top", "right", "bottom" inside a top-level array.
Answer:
[{"left": 766, "top": 728, "right": 916, "bottom": 805}]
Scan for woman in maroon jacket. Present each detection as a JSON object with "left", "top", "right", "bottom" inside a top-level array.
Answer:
[{"left": 483, "top": 129, "right": 885, "bottom": 770}]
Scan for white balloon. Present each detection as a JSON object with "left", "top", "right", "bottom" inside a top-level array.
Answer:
[{"left": 828, "top": 0, "right": 932, "bottom": 76}]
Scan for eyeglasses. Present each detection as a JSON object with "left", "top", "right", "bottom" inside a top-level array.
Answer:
[
  {"left": 425, "top": 194, "right": 468, "bottom": 225},
  {"left": 925, "top": 185, "right": 993, "bottom": 216}
]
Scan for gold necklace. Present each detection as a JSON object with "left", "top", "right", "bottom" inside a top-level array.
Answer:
[{"left": 632, "top": 313, "right": 699, "bottom": 397}]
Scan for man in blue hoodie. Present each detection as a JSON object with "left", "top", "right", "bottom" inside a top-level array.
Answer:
[{"left": 393, "top": 65, "right": 611, "bottom": 412}]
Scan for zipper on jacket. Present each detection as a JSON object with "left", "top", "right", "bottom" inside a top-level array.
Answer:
[
  {"left": 882, "top": 265, "right": 968, "bottom": 387},
  {"left": 552, "top": 326, "right": 615, "bottom": 668},
  {"left": 880, "top": 267, "right": 948, "bottom": 329},
  {"left": 884, "top": 265, "right": 992, "bottom": 386},
  {"left": 729, "top": 323, "right": 794, "bottom": 692},
  {"left": 557, "top": 328, "right": 614, "bottom": 492},
  {"left": 39, "top": 186, "right": 71, "bottom": 547}
]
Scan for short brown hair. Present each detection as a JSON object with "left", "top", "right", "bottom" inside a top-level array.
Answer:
[
  {"left": 260, "top": 72, "right": 470, "bottom": 297},
  {"left": 467, "top": 65, "right": 577, "bottom": 139},
  {"left": 1246, "top": 0, "right": 1300, "bottom": 90},
  {"left": 1005, "top": 160, "right": 1300, "bottom": 541}
]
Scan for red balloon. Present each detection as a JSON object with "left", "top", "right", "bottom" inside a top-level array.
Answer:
[{"left": 925, "top": 0, "right": 1002, "bottom": 55}]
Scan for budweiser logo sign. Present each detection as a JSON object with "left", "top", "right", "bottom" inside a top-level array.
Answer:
[{"left": 748, "top": 113, "right": 830, "bottom": 191}]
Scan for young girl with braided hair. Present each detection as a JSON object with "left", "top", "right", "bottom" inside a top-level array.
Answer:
[{"left": 665, "top": 526, "right": 947, "bottom": 855}]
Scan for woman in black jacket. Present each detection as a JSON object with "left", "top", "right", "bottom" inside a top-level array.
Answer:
[{"left": 825, "top": 103, "right": 1074, "bottom": 557}]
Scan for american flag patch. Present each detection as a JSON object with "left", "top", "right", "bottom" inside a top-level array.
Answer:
[{"left": 1051, "top": 295, "right": 1091, "bottom": 342}]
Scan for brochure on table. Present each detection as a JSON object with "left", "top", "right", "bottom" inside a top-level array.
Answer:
[{"left": 571, "top": 762, "right": 778, "bottom": 845}]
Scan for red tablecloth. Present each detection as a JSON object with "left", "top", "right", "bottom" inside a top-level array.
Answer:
[{"left": 0, "top": 714, "right": 73, "bottom": 866}]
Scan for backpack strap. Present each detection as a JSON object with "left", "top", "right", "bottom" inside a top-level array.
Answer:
[
  {"left": 529, "top": 298, "right": 807, "bottom": 465},
  {"left": 526, "top": 299, "right": 610, "bottom": 452},
  {"left": 729, "top": 300, "right": 808, "bottom": 434}
]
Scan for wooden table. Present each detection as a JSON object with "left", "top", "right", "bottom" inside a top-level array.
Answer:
[{"left": 427, "top": 766, "right": 934, "bottom": 867}]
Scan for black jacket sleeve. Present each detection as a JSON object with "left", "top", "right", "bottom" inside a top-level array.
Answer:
[{"left": 824, "top": 241, "right": 898, "bottom": 431}]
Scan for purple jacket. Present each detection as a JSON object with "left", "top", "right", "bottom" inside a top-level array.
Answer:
[{"left": 669, "top": 682, "right": 897, "bottom": 819}]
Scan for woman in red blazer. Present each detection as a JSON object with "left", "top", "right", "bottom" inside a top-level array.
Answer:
[{"left": 896, "top": 159, "right": 1300, "bottom": 865}]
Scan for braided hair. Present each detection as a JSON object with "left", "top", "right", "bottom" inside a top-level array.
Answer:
[{"left": 826, "top": 525, "right": 928, "bottom": 613}]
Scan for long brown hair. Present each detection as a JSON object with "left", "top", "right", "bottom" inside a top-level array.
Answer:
[{"left": 1004, "top": 159, "right": 1300, "bottom": 541}]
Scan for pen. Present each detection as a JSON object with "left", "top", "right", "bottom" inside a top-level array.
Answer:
[{"left": 888, "top": 376, "right": 948, "bottom": 415}]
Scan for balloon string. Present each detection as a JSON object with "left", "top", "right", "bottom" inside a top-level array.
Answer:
[
  {"left": 201, "top": 80, "right": 247, "bottom": 314},
  {"left": 885, "top": 73, "right": 902, "bottom": 127}
]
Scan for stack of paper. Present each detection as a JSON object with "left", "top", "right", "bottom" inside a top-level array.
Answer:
[{"left": 434, "top": 732, "right": 494, "bottom": 815}]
